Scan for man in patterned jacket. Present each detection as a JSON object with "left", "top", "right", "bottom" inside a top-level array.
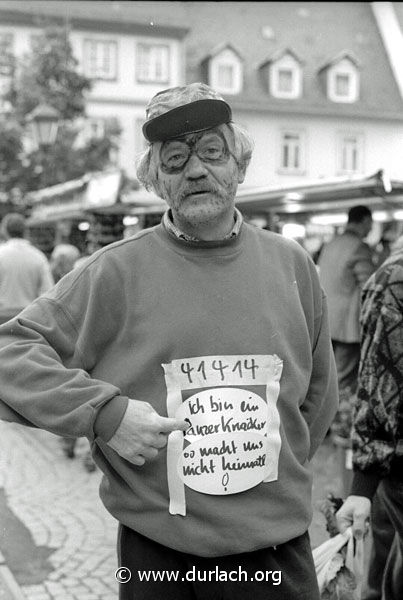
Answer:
[{"left": 337, "top": 238, "right": 403, "bottom": 600}]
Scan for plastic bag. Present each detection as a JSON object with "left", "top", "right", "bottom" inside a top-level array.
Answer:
[{"left": 313, "top": 527, "right": 364, "bottom": 599}]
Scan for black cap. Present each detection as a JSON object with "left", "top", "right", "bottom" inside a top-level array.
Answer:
[{"left": 143, "top": 99, "right": 232, "bottom": 142}]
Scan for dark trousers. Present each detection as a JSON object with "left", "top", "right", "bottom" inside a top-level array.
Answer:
[
  {"left": 376, "top": 478, "right": 403, "bottom": 600},
  {"left": 117, "top": 525, "right": 319, "bottom": 600},
  {"left": 363, "top": 490, "right": 395, "bottom": 600},
  {"left": 332, "top": 340, "right": 360, "bottom": 392}
]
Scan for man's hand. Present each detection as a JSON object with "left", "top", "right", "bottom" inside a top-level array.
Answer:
[
  {"left": 106, "top": 399, "right": 188, "bottom": 466},
  {"left": 336, "top": 495, "right": 372, "bottom": 539}
]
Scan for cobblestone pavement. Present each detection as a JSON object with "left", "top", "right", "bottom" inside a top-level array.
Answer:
[
  {"left": 0, "top": 421, "right": 347, "bottom": 600},
  {"left": 0, "top": 421, "right": 118, "bottom": 600}
]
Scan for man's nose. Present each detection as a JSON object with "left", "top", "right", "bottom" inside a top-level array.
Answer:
[{"left": 184, "top": 153, "right": 208, "bottom": 178}]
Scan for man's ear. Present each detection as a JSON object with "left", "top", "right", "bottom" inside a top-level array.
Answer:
[{"left": 237, "top": 161, "right": 247, "bottom": 184}]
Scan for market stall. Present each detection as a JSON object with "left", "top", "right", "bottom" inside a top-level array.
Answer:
[{"left": 23, "top": 168, "right": 403, "bottom": 256}]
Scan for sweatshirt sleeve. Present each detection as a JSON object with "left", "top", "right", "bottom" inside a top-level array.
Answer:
[
  {"left": 0, "top": 254, "right": 128, "bottom": 441},
  {"left": 301, "top": 290, "right": 339, "bottom": 460}
]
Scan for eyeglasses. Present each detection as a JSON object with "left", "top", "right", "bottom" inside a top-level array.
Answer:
[{"left": 160, "top": 130, "right": 232, "bottom": 174}]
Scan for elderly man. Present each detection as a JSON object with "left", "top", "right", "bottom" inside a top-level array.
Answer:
[{"left": 0, "top": 83, "right": 337, "bottom": 600}]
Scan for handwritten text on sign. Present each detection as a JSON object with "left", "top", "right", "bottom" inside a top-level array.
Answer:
[
  {"left": 176, "top": 388, "right": 270, "bottom": 495},
  {"left": 176, "top": 388, "right": 269, "bottom": 441},
  {"left": 164, "top": 354, "right": 283, "bottom": 512},
  {"left": 179, "top": 432, "right": 269, "bottom": 495},
  {"left": 166, "top": 355, "right": 282, "bottom": 389}
]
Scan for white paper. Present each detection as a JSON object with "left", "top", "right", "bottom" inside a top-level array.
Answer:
[{"left": 163, "top": 354, "right": 283, "bottom": 515}]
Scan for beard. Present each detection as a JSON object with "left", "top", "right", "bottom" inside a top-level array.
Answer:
[
  {"left": 163, "top": 177, "right": 238, "bottom": 229},
  {"left": 177, "top": 195, "right": 230, "bottom": 229}
]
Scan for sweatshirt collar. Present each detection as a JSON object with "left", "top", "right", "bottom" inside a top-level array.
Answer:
[{"left": 163, "top": 208, "right": 243, "bottom": 242}]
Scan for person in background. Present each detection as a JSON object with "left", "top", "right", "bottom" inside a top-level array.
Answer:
[
  {"left": 73, "top": 240, "right": 100, "bottom": 270},
  {"left": 373, "top": 221, "right": 403, "bottom": 268},
  {"left": 317, "top": 205, "right": 374, "bottom": 394},
  {"left": 0, "top": 83, "right": 338, "bottom": 600},
  {"left": 336, "top": 236, "right": 403, "bottom": 600},
  {"left": 50, "top": 243, "right": 81, "bottom": 283},
  {"left": 0, "top": 213, "right": 54, "bottom": 325}
]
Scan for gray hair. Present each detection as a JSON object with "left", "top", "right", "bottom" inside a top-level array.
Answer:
[{"left": 136, "top": 122, "right": 254, "bottom": 193}]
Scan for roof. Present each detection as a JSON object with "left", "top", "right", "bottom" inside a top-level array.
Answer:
[
  {"left": 1, "top": 1, "right": 402, "bottom": 120},
  {"left": 182, "top": 1, "right": 403, "bottom": 120},
  {"left": 318, "top": 51, "right": 361, "bottom": 73},
  {"left": 259, "top": 47, "right": 304, "bottom": 68},
  {"left": 201, "top": 42, "right": 244, "bottom": 62},
  {"left": 0, "top": 1, "right": 189, "bottom": 38}
]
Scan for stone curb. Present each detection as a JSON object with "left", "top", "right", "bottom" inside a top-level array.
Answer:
[{"left": 0, "top": 550, "right": 25, "bottom": 600}]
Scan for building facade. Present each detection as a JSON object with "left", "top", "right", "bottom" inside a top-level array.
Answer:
[
  {"left": 1, "top": 1, "right": 403, "bottom": 199},
  {"left": 0, "top": 1, "right": 188, "bottom": 178}
]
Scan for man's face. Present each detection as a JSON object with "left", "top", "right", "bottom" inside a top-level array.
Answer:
[
  {"left": 153, "top": 126, "right": 245, "bottom": 228},
  {"left": 362, "top": 216, "right": 373, "bottom": 238}
]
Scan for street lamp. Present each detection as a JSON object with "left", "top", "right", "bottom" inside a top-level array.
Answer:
[
  {"left": 26, "top": 103, "right": 60, "bottom": 148},
  {"left": 23, "top": 103, "right": 61, "bottom": 255}
]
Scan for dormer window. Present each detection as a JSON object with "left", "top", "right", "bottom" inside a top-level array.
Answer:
[
  {"left": 335, "top": 73, "right": 350, "bottom": 97},
  {"left": 277, "top": 68, "right": 294, "bottom": 94},
  {"left": 217, "top": 63, "right": 235, "bottom": 90},
  {"left": 320, "top": 53, "right": 360, "bottom": 103},
  {"left": 260, "top": 50, "right": 303, "bottom": 99},
  {"left": 202, "top": 44, "right": 243, "bottom": 95}
]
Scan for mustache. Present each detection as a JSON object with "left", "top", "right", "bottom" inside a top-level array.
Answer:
[{"left": 178, "top": 183, "right": 223, "bottom": 200}]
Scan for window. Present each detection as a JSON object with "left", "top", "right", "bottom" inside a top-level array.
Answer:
[
  {"left": 217, "top": 64, "right": 234, "bottom": 89},
  {"left": 83, "top": 39, "right": 117, "bottom": 80},
  {"left": 136, "top": 43, "right": 170, "bottom": 83},
  {"left": 280, "top": 132, "right": 305, "bottom": 173},
  {"left": 335, "top": 73, "right": 350, "bottom": 97},
  {"left": 337, "top": 134, "right": 364, "bottom": 174},
  {"left": 0, "top": 32, "right": 14, "bottom": 98},
  {"left": 278, "top": 68, "right": 293, "bottom": 93},
  {"left": 269, "top": 53, "right": 302, "bottom": 99},
  {"left": 208, "top": 47, "right": 243, "bottom": 94},
  {"left": 327, "top": 58, "right": 359, "bottom": 103},
  {"left": 0, "top": 32, "right": 14, "bottom": 77}
]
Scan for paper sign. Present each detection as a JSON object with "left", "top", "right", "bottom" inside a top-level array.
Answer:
[
  {"left": 176, "top": 388, "right": 269, "bottom": 442},
  {"left": 163, "top": 354, "right": 283, "bottom": 515},
  {"left": 176, "top": 389, "right": 270, "bottom": 495},
  {"left": 178, "top": 433, "right": 269, "bottom": 495}
]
